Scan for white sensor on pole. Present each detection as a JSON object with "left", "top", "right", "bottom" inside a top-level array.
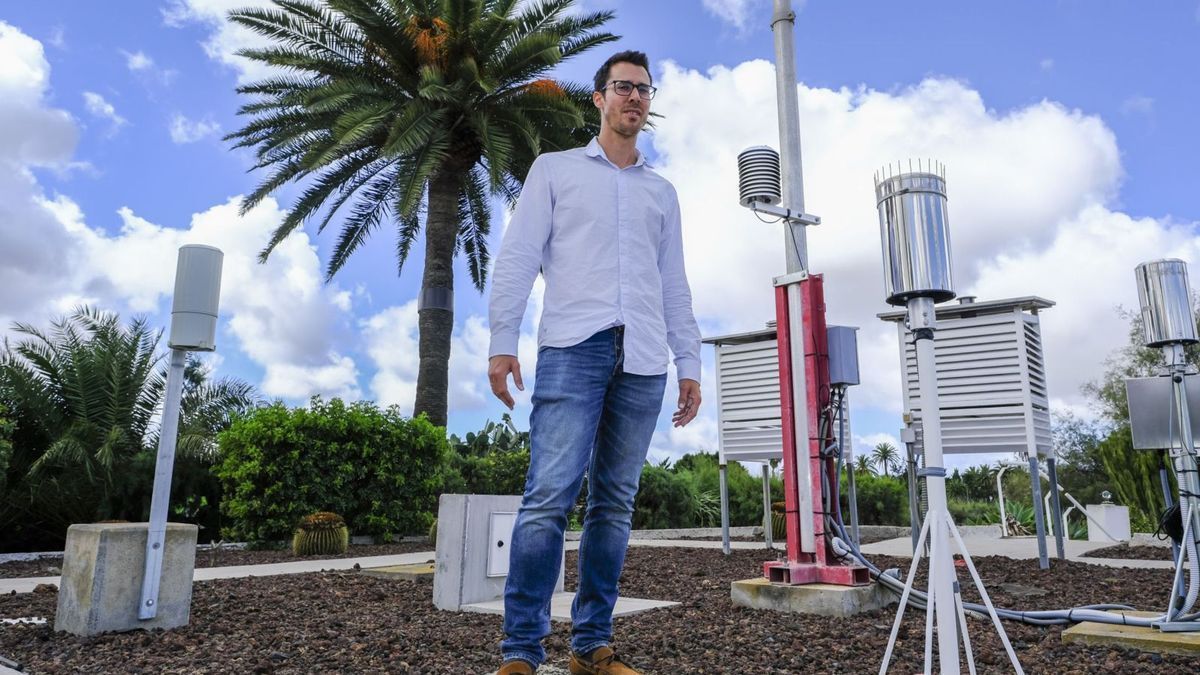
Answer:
[
  {"left": 169, "top": 244, "right": 224, "bottom": 351},
  {"left": 139, "top": 244, "right": 224, "bottom": 620},
  {"left": 875, "top": 163, "right": 1024, "bottom": 675}
]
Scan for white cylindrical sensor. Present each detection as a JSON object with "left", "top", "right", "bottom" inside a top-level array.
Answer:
[
  {"left": 1135, "top": 259, "right": 1198, "bottom": 347},
  {"left": 875, "top": 166, "right": 955, "bottom": 307},
  {"left": 168, "top": 244, "right": 224, "bottom": 351}
]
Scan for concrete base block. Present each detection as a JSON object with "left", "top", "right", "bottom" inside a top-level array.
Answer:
[
  {"left": 55, "top": 523, "right": 198, "bottom": 636},
  {"left": 361, "top": 562, "right": 435, "bottom": 581},
  {"left": 730, "top": 578, "right": 895, "bottom": 617},
  {"left": 1063, "top": 612, "right": 1200, "bottom": 656}
]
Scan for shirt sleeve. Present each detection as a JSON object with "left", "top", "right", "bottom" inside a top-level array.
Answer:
[
  {"left": 658, "top": 184, "right": 702, "bottom": 383},
  {"left": 488, "top": 156, "right": 553, "bottom": 358}
]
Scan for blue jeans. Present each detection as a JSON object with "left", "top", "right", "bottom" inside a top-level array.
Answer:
[{"left": 501, "top": 327, "right": 666, "bottom": 667}]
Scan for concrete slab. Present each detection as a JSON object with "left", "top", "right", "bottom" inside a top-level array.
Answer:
[
  {"left": 360, "top": 562, "right": 435, "bottom": 581},
  {"left": 462, "top": 592, "right": 678, "bottom": 622},
  {"left": 730, "top": 578, "right": 895, "bottom": 617},
  {"left": 1062, "top": 611, "right": 1200, "bottom": 656}
]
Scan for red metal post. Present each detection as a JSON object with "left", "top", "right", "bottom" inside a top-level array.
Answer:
[{"left": 764, "top": 275, "right": 869, "bottom": 586}]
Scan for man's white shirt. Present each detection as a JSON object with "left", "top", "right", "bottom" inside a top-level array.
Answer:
[{"left": 488, "top": 137, "right": 702, "bottom": 383}]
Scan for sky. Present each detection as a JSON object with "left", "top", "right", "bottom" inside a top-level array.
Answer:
[{"left": 1, "top": 0, "right": 1199, "bottom": 472}]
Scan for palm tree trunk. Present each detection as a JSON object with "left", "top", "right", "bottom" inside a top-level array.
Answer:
[{"left": 413, "top": 170, "right": 461, "bottom": 427}]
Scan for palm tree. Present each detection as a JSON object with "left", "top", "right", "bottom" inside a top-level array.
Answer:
[
  {"left": 226, "top": 0, "right": 616, "bottom": 426},
  {"left": 871, "top": 442, "right": 901, "bottom": 479},
  {"left": 853, "top": 454, "right": 875, "bottom": 476},
  {"left": 0, "top": 308, "right": 258, "bottom": 547}
]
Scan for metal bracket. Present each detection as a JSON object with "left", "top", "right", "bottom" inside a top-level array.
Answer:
[
  {"left": 418, "top": 286, "right": 454, "bottom": 312},
  {"left": 773, "top": 271, "right": 809, "bottom": 287},
  {"left": 748, "top": 201, "right": 821, "bottom": 227}
]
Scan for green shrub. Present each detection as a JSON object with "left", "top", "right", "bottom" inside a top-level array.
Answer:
[
  {"left": 447, "top": 448, "right": 530, "bottom": 496},
  {"left": 632, "top": 463, "right": 695, "bottom": 529},
  {"left": 949, "top": 499, "right": 999, "bottom": 525},
  {"left": 216, "top": 397, "right": 448, "bottom": 543},
  {"left": 843, "top": 473, "right": 909, "bottom": 526},
  {"left": 673, "top": 452, "right": 777, "bottom": 527},
  {"left": 0, "top": 403, "right": 12, "bottom": 496}
]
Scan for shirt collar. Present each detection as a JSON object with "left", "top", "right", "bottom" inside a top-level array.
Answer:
[{"left": 586, "top": 137, "right": 648, "bottom": 168}]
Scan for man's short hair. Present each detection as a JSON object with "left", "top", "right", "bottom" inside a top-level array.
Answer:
[{"left": 593, "top": 50, "right": 652, "bottom": 93}]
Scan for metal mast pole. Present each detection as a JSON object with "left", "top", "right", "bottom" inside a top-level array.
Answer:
[{"left": 772, "top": 0, "right": 807, "bottom": 274}]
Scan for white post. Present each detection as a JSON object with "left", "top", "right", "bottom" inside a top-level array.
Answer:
[
  {"left": 138, "top": 244, "right": 223, "bottom": 621},
  {"left": 909, "top": 296, "right": 961, "bottom": 674},
  {"left": 138, "top": 348, "right": 187, "bottom": 619}
]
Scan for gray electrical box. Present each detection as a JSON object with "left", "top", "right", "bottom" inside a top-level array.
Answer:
[
  {"left": 1126, "top": 375, "right": 1200, "bottom": 450},
  {"left": 433, "top": 494, "right": 564, "bottom": 612},
  {"left": 827, "top": 326, "right": 860, "bottom": 387}
]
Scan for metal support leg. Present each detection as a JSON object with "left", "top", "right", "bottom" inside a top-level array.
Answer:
[
  {"left": 1028, "top": 455, "right": 1049, "bottom": 569},
  {"left": 139, "top": 348, "right": 187, "bottom": 620},
  {"left": 847, "top": 463, "right": 861, "bottom": 547},
  {"left": 1046, "top": 457, "right": 1066, "bottom": 559},
  {"left": 762, "top": 463, "right": 774, "bottom": 549},
  {"left": 720, "top": 463, "right": 731, "bottom": 555}
]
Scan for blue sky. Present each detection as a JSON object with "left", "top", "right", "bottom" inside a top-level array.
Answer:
[{"left": 1, "top": 1, "right": 1199, "bottom": 469}]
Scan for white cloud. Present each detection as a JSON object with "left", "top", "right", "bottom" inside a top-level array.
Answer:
[
  {"left": 362, "top": 298, "right": 541, "bottom": 417},
  {"left": 1120, "top": 95, "right": 1154, "bottom": 116},
  {"left": 0, "top": 23, "right": 359, "bottom": 404},
  {"left": 1039, "top": 58, "right": 1054, "bottom": 72},
  {"left": 164, "top": 0, "right": 278, "bottom": 84},
  {"left": 30, "top": 194, "right": 365, "bottom": 401},
  {"left": 124, "top": 49, "right": 153, "bottom": 71},
  {"left": 169, "top": 113, "right": 220, "bottom": 143},
  {"left": 645, "top": 58, "right": 1189, "bottom": 460},
  {"left": 121, "top": 48, "right": 177, "bottom": 85},
  {"left": 82, "top": 91, "right": 127, "bottom": 133}
]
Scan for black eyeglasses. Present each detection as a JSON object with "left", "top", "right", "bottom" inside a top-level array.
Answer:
[{"left": 602, "top": 80, "right": 657, "bottom": 100}]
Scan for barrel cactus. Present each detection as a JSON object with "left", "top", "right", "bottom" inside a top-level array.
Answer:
[
  {"left": 291, "top": 511, "right": 349, "bottom": 556},
  {"left": 771, "top": 501, "right": 787, "bottom": 541}
]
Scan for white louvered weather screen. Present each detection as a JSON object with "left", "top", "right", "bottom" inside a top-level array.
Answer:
[{"left": 879, "top": 297, "right": 1055, "bottom": 457}]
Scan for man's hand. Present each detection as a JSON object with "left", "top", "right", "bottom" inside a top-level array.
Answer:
[
  {"left": 488, "top": 355, "right": 524, "bottom": 410},
  {"left": 672, "top": 378, "right": 701, "bottom": 427}
]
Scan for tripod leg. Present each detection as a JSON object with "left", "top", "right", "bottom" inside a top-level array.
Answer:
[
  {"left": 947, "top": 517, "right": 1026, "bottom": 675},
  {"left": 880, "top": 513, "right": 933, "bottom": 675}
]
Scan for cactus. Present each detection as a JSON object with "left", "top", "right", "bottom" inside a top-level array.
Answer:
[
  {"left": 771, "top": 501, "right": 787, "bottom": 541},
  {"left": 291, "top": 511, "right": 349, "bottom": 556},
  {"left": 428, "top": 518, "right": 438, "bottom": 545}
]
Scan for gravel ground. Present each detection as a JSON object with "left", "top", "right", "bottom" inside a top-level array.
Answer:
[
  {"left": 1083, "top": 543, "right": 1175, "bottom": 561},
  {"left": 2, "top": 547, "right": 1198, "bottom": 673},
  {"left": 0, "top": 543, "right": 437, "bottom": 580}
]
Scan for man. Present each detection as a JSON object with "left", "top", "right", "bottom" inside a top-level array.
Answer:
[{"left": 487, "top": 50, "right": 702, "bottom": 675}]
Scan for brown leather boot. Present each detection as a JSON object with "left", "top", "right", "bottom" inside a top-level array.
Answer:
[
  {"left": 497, "top": 659, "right": 535, "bottom": 675},
  {"left": 568, "top": 646, "right": 641, "bottom": 675}
]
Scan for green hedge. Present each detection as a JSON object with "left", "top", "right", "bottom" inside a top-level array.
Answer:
[
  {"left": 842, "top": 472, "right": 909, "bottom": 526},
  {"left": 216, "top": 397, "right": 448, "bottom": 543}
]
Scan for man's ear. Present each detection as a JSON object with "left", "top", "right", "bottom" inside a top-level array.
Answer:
[{"left": 592, "top": 90, "right": 604, "bottom": 109}]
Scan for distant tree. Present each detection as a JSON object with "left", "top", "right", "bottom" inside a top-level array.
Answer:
[
  {"left": 853, "top": 454, "right": 875, "bottom": 476},
  {"left": 225, "top": 0, "right": 616, "bottom": 426},
  {"left": 1082, "top": 307, "right": 1200, "bottom": 524},
  {"left": 871, "top": 442, "right": 901, "bottom": 478}
]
